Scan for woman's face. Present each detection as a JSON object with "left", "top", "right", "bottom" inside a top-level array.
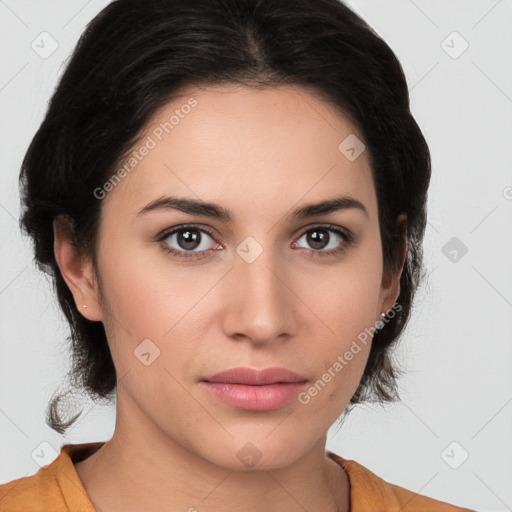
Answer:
[{"left": 77, "top": 84, "right": 401, "bottom": 469}]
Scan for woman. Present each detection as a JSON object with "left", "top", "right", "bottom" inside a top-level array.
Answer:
[{"left": 0, "top": 0, "right": 475, "bottom": 510}]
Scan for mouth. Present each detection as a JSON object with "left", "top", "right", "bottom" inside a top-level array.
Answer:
[
  {"left": 200, "top": 367, "right": 308, "bottom": 411},
  {"left": 202, "top": 366, "right": 308, "bottom": 385}
]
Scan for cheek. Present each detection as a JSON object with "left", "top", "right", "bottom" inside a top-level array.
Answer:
[
  {"left": 302, "top": 256, "right": 382, "bottom": 339},
  {"left": 95, "top": 237, "right": 222, "bottom": 385},
  {"left": 294, "top": 254, "right": 381, "bottom": 408},
  {"left": 95, "top": 243, "right": 201, "bottom": 401},
  {"left": 97, "top": 237, "right": 197, "bottom": 338},
  {"left": 299, "top": 321, "right": 372, "bottom": 424}
]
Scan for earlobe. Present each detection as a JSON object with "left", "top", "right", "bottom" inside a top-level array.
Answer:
[{"left": 52, "top": 215, "right": 102, "bottom": 322}]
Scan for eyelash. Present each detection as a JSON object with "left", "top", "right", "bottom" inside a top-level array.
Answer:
[{"left": 156, "top": 223, "right": 355, "bottom": 261}]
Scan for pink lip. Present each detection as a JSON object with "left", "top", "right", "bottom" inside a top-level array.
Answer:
[
  {"left": 203, "top": 367, "right": 307, "bottom": 385},
  {"left": 200, "top": 367, "right": 308, "bottom": 411}
]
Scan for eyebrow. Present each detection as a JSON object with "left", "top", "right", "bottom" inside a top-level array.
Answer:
[{"left": 137, "top": 194, "right": 369, "bottom": 221}]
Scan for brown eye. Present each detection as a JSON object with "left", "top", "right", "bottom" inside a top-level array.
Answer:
[
  {"left": 305, "top": 228, "right": 330, "bottom": 250},
  {"left": 293, "top": 225, "right": 355, "bottom": 258},
  {"left": 159, "top": 225, "right": 219, "bottom": 259},
  {"left": 174, "top": 228, "right": 202, "bottom": 250}
]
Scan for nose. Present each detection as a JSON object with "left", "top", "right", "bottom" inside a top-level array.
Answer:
[{"left": 221, "top": 245, "right": 297, "bottom": 345}]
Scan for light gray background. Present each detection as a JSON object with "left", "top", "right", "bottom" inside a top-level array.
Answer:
[{"left": 1, "top": 1, "right": 511, "bottom": 511}]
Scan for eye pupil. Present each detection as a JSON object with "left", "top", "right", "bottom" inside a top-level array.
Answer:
[
  {"left": 178, "top": 229, "right": 201, "bottom": 250},
  {"left": 307, "top": 229, "right": 329, "bottom": 250}
]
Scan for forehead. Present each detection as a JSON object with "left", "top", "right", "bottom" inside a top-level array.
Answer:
[{"left": 102, "top": 84, "right": 376, "bottom": 221}]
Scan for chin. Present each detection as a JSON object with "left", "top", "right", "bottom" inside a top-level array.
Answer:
[{"left": 195, "top": 436, "right": 310, "bottom": 472}]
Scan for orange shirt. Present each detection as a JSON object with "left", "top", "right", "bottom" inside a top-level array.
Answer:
[{"left": 0, "top": 442, "right": 474, "bottom": 511}]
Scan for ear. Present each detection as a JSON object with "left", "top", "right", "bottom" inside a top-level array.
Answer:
[
  {"left": 376, "top": 212, "right": 407, "bottom": 319},
  {"left": 53, "top": 215, "right": 103, "bottom": 322}
]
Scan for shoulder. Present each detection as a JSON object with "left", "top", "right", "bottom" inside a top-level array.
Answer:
[
  {"left": 0, "top": 459, "right": 65, "bottom": 511},
  {"left": 0, "top": 443, "right": 100, "bottom": 512},
  {"left": 327, "top": 451, "right": 475, "bottom": 512}
]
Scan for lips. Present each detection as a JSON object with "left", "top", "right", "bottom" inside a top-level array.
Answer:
[
  {"left": 200, "top": 367, "right": 309, "bottom": 411},
  {"left": 201, "top": 367, "right": 308, "bottom": 385}
]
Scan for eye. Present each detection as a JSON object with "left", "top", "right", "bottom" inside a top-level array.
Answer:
[
  {"left": 157, "top": 223, "right": 355, "bottom": 261},
  {"left": 158, "top": 225, "right": 220, "bottom": 260},
  {"left": 292, "top": 224, "right": 354, "bottom": 257}
]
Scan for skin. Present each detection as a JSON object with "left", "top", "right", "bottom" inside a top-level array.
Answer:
[{"left": 54, "top": 83, "right": 406, "bottom": 512}]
